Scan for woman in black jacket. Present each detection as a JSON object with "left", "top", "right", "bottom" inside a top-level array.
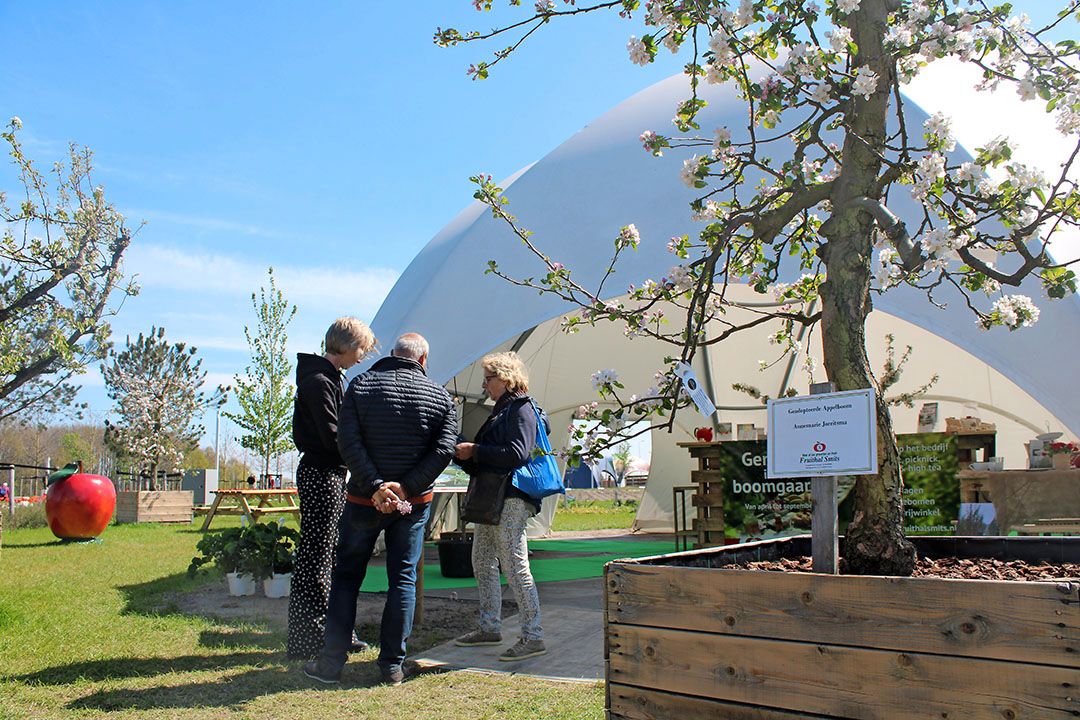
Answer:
[
  {"left": 287, "top": 317, "right": 375, "bottom": 660},
  {"left": 452, "top": 351, "right": 547, "bottom": 662}
]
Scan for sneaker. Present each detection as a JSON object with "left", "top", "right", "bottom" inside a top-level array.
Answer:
[
  {"left": 349, "top": 633, "right": 370, "bottom": 653},
  {"left": 453, "top": 629, "right": 502, "bottom": 647},
  {"left": 302, "top": 659, "right": 342, "bottom": 684},
  {"left": 498, "top": 638, "right": 547, "bottom": 662},
  {"left": 379, "top": 665, "right": 405, "bottom": 686}
]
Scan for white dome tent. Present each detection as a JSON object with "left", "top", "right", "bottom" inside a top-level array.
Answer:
[{"left": 361, "top": 61, "right": 1080, "bottom": 536}]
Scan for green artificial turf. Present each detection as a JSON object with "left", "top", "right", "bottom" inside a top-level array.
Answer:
[{"left": 356, "top": 538, "right": 676, "bottom": 593}]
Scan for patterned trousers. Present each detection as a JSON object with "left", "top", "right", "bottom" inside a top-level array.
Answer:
[
  {"left": 471, "top": 497, "right": 543, "bottom": 641},
  {"left": 286, "top": 462, "right": 346, "bottom": 659}
]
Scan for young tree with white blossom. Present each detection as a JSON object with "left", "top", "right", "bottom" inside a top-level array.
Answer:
[
  {"left": 102, "top": 327, "right": 216, "bottom": 485},
  {"left": 438, "top": 0, "right": 1080, "bottom": 574}
]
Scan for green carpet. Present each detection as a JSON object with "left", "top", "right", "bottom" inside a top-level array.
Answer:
[
  {"left": 528, "top": 539, "right": 675, "bottom": 556},
  {"left": 358, "top": 538, "right": 676, "bottom": 593}
]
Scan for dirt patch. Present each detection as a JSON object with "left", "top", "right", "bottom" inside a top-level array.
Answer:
[
  {"left": 161, "top": 581, "right": 515, "bottom": 654},
  {"left": 722, "top": 555, "right": 1080, "bottom": 581}
]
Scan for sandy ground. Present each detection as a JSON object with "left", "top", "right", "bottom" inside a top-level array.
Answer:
[{"left": 162, "top": 530, "right": 647, "bottom": 652}]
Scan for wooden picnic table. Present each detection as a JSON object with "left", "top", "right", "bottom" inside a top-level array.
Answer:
[{"left": 196, "top": 488, "right": 300, "bottom": 530}]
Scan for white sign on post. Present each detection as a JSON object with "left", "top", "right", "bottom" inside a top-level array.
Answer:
[
  {"left": 767, "top": 388, "right": 878, "bottom": 479},
  {"left": 673, "top": 361, "right": 716, "bottom": 420}
]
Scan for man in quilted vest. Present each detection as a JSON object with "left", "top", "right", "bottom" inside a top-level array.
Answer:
[{"left": 303, "top": 332, "right": 457, "bottom": 686}]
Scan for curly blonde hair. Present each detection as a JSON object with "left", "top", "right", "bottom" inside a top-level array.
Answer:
[{"left": 481, "top": 351, "right": 529, "bottom": 393}]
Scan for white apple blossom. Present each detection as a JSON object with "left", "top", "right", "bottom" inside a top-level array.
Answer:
[
  {"left": 590, "top": 368, "right": 619, "bottom": 391},
  {"left": 667, "top": 264, "right": 694, "bottom": 293},
  {"left": 957, "top": 161, "right": 987, "bottom": 186},
  {"left": 1017, "top": 73, "right": 1038, "bottom": 101},
  {"left": 911, "top": 152, "right": 946, "bottom": 200},
  {"left": 680, "top": 154, "right": 705, "bottom": 187},
  {"left": 1007, "top": 163, "right": 1047, "bottom": 195},
  {"left": 984, "top": 294, "right": 1040, "bottom": 330},
  {"left": 735, "top": 0, "right": 754, "bottom": 28},
  {"left": 810, "top": 82, "right": 832, "bottom": 104},
  {"left": 836, "top": 0, "right": 860, "bottom": 14},
  {"left": 627, "top": 36, "right": 650, "bottom": 66},
  {"left": 923, "top": 112, "right": 956, "bottom": 152},
  {"left": 852, "top": 67, "right": 879, "bottom": 99},
  {"left": 826, "top": 27, "right": 852, "bottom": 54},
  {"left": 617, "top": 224, "right": 641, "bottom": 249}
]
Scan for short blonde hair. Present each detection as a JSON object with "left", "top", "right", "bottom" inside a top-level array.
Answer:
[
  {"left": 482, "top": 351, "right": 529, "bottom": 393},
  {"left": 325, "top": 317, "right": 376, "bottom": 356}
]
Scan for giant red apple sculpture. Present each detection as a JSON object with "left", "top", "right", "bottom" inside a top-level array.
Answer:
[{"left": 45, "top": 462, "right": 116, "bottom": 540}]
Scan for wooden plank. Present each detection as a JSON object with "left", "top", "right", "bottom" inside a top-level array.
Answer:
[
  {"left": 607, "top": 624, "right": 1080, "bottom": 720},
  {"left": 608, "top": 683, "right": 809, "bottom": 720},
  {"left": 200, "top": 491, "right": 226, "bottom": 531},
  {"left": 690, "top": 518, "right": 725, "bottom": 532},
  {"left": 250, "top": 508, "right": 301, "bottom": 517},
  {"left": 811, "top": 475, "right": 837, "bottom": 574},
  {"left": 809, "top": 383, "right": 838, "bottom": 575},
  {"left": 690, "top": 493, "right": 725, "bottom": 508},
  {"left": 690, "top": 469, "right": 723, "bottom": 484},
  {"left": 607, "top": 564, "right": 1080, "bottom": 666}
]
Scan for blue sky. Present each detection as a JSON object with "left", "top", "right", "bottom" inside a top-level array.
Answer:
[
  {"left": 3, "top": 2, "right": 687, "bottom": 441},
  {"left": 3, "top": 2, "right": 1070, "bottom": 452}
]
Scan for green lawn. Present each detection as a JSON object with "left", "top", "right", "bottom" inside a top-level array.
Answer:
[
  {"left": 0, "top": 523, "right": 602, "bottom": 719},
  {"left": 550, "top": 500, "right": 638, "bottom": 532}
]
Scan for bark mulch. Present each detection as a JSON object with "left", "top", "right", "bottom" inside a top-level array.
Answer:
[{"left": 722, "top": 555, "right": 1080, "bottom": 581}]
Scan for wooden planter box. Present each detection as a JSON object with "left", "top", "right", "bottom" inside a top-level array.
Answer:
[
  {"left": 605, "top": 535, "right": 1080, "bottom": 719},
  {"left": 115, "top": 490, "right": 193, "bottom": 524}
]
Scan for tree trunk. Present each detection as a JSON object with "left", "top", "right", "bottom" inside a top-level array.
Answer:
[{"left": 818, "top": 0, "right": 915, "bottom": 576}]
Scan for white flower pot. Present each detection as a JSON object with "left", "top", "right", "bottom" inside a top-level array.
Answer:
[
  {"left": 226, "top": 572, "right": 257, "bottom": 597},
  {"left": 263, "top": 572, "right": 292, "bottom": 598}
]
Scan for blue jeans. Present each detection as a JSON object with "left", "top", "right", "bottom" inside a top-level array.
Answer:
[{"left": 318, "top": 500, "right": 431, "bottom": 673}]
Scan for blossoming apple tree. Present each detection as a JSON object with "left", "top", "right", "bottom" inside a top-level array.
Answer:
[
  {"left": 0, "top": 119, "right": 138, "bottom": 424},
  {"left": 103, "top": 327, "right": 218, "bottom": 485},
  {"left": 439, "top": 0, "right": 1080, "bottom": 574}
]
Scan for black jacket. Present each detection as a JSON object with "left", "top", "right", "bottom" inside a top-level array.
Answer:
[
  {"left": 292, "top": 353, "right": 346, "bottom": 469},
  {"left": 458, "top": 391, "right": 541, "bottom": 511},
  {"left": 338, "top": 355, "right": 457, "bottom": 499}
]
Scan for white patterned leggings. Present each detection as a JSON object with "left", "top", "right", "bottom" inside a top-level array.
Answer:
[{"left": 471, "top": 497, "right": 543, "bottom": 641}]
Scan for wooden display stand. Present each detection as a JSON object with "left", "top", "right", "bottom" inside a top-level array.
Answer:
[
  {"left": 676, "top": 442, "right": 726, "bottom": 548},
  {"left": 605, "top": 535, "right": 1080, "bottom": 719},
  {"left": 115, "top": 490, "right": 193, "bottom": 524},
  {"left": 960, "top": 467, "right": 1080, "bottom": 534}
]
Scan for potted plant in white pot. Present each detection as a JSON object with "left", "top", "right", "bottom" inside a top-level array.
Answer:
[
  {"left": 245, "top": 520, "right": 300, "bottom": 598},
  {"left": 188, "top": 526, "right": 262, "bottom": 596}
]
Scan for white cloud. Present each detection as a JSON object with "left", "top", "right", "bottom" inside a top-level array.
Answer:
[
  {"left": 121, "top": 208, "right": 286, "bottom": 238},
  {"left": 123, "top": 243, "right": 399, "bottom": 321}
]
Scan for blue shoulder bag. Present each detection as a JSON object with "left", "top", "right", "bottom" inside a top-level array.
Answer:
[{"left": 510, "top": 400, "right": 566, "bottom": 500}]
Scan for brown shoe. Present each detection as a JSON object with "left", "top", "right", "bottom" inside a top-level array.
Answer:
[
  {"left": 498, "top": 638, "right": 546, "bottom": 661},
  {"left": 454, "top": 629, "right": 503, "bottom": 647}
]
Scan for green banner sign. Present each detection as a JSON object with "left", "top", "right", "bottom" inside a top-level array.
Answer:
[{"left": 897, "top": 432, "right": 959, "bottom": 535}]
